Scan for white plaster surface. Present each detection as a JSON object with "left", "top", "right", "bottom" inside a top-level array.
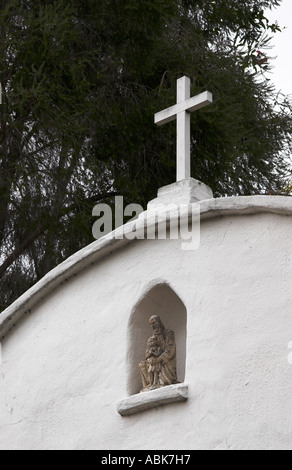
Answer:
[{"left": 1, "top": 196, "right": 292, "bottom": 449}]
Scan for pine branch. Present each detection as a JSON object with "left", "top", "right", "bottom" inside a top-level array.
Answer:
[{"left": 0, "top": 191, "right": 118, "bottom": 279}]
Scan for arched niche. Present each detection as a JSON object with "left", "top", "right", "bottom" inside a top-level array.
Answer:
[{"left": 127, "top": 283, "right": 187, "bottom": 396}]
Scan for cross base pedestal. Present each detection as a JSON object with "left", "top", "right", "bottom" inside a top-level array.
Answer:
[{"left": 147, "top": 178, "right": 213, "bottom": 211}]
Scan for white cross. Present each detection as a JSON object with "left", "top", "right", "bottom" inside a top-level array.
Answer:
[{"left": 154, "top": 76, "right": 212, "bottom": 182}]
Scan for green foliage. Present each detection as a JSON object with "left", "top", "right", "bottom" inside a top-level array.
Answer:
[{"left": 0, "top": 0, "right": 291, "bottom": 310}]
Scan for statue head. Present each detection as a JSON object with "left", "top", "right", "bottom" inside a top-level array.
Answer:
[
  {"left": 149, "top": 315, "right": 164, "bottom": 332},
  {"left": 148, "top": 335, "right": 160, "bottom": 345}
]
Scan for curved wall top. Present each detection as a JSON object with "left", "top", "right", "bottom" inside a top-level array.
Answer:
[{"left": 1, "top": 195, "right": 292, "bottom": 341}]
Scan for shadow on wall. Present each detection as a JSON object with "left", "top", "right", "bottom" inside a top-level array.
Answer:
[{"left": 127, "top": 283, "right": 187, "bottom": 395}]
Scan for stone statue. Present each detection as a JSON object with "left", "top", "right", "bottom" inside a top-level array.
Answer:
[{"left": 139, "top": 315, "right": 177, "bottom": 392}]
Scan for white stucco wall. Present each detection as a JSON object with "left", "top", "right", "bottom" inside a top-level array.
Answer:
[{"left": 1, "top": 196, "right": 292, "bottom": 450}]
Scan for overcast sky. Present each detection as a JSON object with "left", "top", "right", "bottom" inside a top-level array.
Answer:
[{"left": 266, "top": 0, "right": 292, "bottom": 97}]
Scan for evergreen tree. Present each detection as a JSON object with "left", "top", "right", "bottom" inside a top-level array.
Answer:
[{"left": 0, "top": 0, "right": 291, "bottom": 310}]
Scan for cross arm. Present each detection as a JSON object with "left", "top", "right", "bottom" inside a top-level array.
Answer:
[{"left": 154, "top": 91, "right": 213, "bottom": 126}]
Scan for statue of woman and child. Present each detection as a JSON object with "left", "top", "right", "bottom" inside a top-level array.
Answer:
[{"left": 139, "top": 315, "right": 178, "bottom": 392}]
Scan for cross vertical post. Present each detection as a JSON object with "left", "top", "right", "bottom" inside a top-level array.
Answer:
[{"left": 176, "top": 76, "right": 191, "bottom": 181}]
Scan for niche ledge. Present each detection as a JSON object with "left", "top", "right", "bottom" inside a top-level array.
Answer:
[{"left": 117, "top": 383, "right": 188, "bottom": 416}]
